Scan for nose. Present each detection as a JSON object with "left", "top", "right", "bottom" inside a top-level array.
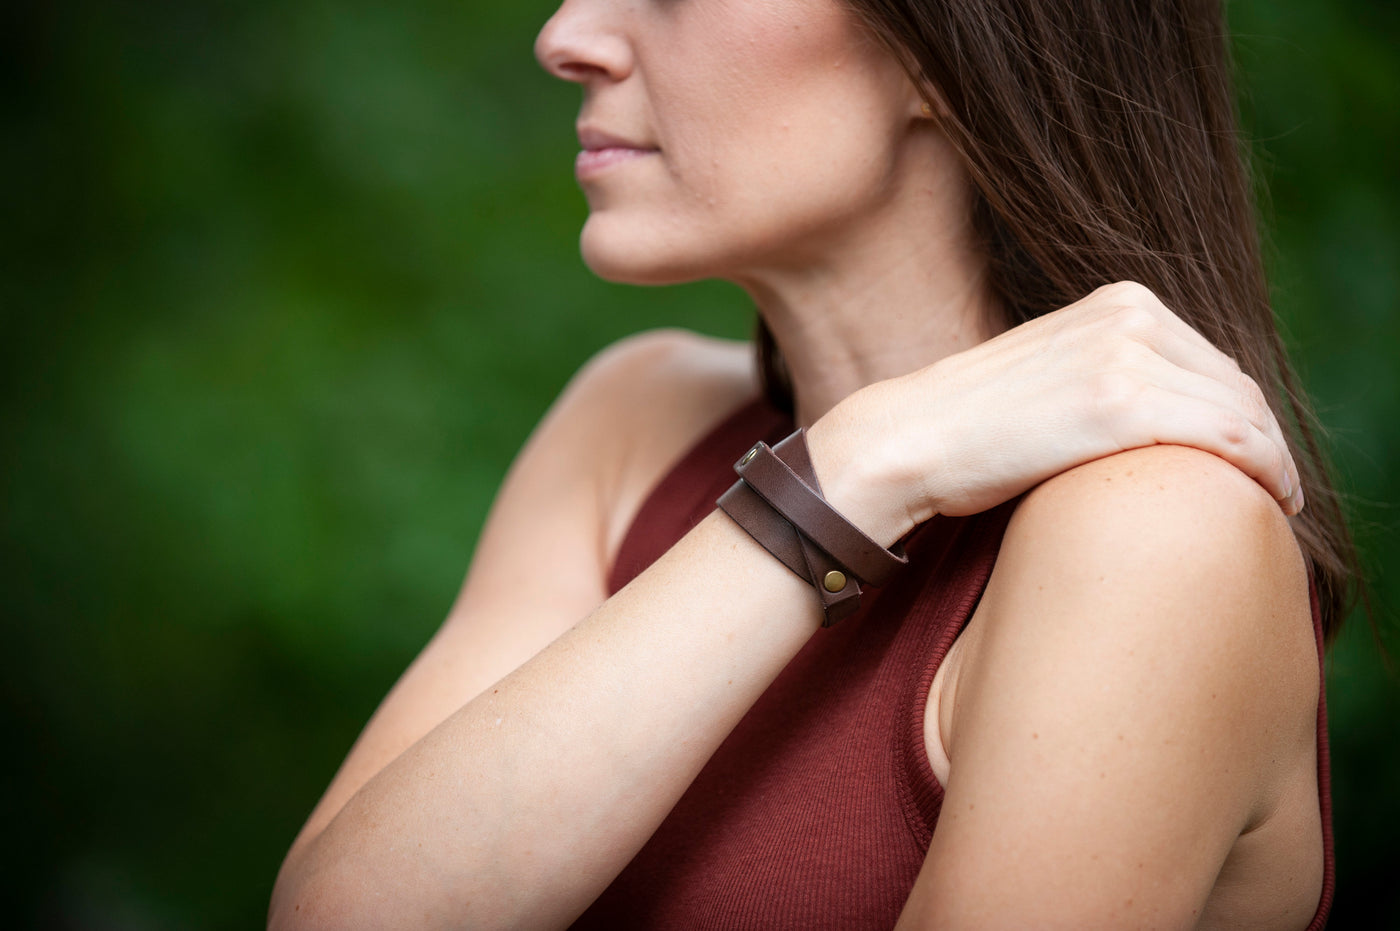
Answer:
[{"left": 535, "top": 0, "right": 633, "bottom": 85}]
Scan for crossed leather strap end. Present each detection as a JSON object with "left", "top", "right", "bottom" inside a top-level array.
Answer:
[{"left": 717, "top": 428, "right": 907, "bottom": 627}]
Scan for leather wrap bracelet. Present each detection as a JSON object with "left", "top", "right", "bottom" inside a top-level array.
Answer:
[{"left": 717, "top": 428, "right": 908, "bottom": 626}]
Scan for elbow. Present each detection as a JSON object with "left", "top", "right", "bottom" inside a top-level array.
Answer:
[
  {"left": 269, "top": 870, "right": 368, "bottom": 931},
  {"left": 268, "top": 842, "right": 353, "bottom": 931},
  {"left": 269, "top": 840, "right": 491, "bottom": 931},
  {"left": 268, "top": 857, "right": 319, "bottom": 931},
  {"left": 267, "top": 890, "right": 312, "bottom": 931}
]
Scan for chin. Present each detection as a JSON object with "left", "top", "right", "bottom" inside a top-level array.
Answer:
[{"left": 578, "top": 213, "right": 719, "bottom": 287}]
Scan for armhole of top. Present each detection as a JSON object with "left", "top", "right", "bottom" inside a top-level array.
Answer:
[
  {"left": 1305, "top": 572, "right": 1336, "bottom": 931},
  {"left": 893, "top": 502, "right": 1019, "bottom": 849}
]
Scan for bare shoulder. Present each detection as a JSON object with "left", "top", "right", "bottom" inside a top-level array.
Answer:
[
  {"left": 466, "top": 326, "right": 758, "bottom": 602},
  {"left": 919, "top": 445, "right": 1322, "bottom": 925},
  {"left": 561, "top": 328, "right": 759, "bottom": 554},
  {"left": 513, "top": 328, "right": 757, "bottom": 531},
  {"left": 996, "top": 442, "right": 1310, "bottom": 660},
  {"left": 575, "top": 328, "right": 758, "bottom": 441},
  {"left": 1014, "top": 442, "right": 1300, "bottom": 554},
  {"left": 570, "top": 327, "right": 756, "bottom": 408},
  {"left": 973, "top": 444, "right": 1317, "bottom": 738}
]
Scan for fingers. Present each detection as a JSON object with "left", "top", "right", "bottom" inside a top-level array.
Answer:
[
  {"left": 1147, "top": 326, "right": 1295, "bottom": 460},
  {"left": 1161, "top": 368, "right": 1301, "bottom": 506},
  {"left": 1080, "top": 282, "right": 1303, "bottom": 514},
  {"left": 941, "top": 281, "right": 1304, "bottom": 517},
  {"left": 1107, "top": 380, "right": 1302, "bottom": 514},
  {"left": 1130, "top": 308, "right": 1239, "bottom": 384},
  {"left": 1082, "top": 281, "right": 1221, "bottom": 361},
  {"left": 1084, "top": 282, "right": 1237, "bottom": 375}
]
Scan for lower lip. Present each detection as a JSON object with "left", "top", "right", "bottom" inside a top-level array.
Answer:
[{"left": 575, "top": 146, "right": 657, "bottom": 179}]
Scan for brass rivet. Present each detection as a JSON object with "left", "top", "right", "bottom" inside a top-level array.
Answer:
[
  {"left": 823, "top": 570, "right": 847, "bottom": 593},
  {"left": 740, "top": 446, "right": 758, "bottom": 465}
]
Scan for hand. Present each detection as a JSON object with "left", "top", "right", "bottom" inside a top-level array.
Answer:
[{"left": 809, "top": 281, "right": 1302, "bottom": 543}]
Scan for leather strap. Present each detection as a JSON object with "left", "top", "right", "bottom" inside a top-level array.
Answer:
[
  {"left": 716, "top": 428, "right": 907, "bottom": 626},
  {"left": 716, "top": 480, "right": 807, "bottom": 580},
  {"left": 718, "top": 451, "right": 861, "bottom": 625},
  {"left": 736, "top": 437, "right": 908, "bottom": 586}
]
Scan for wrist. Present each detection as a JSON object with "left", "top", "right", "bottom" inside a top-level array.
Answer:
[{"left": 805, "top": 388, "right": 932, "bottom": 546}]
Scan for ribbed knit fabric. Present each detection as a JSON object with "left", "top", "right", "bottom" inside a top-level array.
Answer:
[{"left": 573, "top": 396, "right": 1334, "bottom": 930}]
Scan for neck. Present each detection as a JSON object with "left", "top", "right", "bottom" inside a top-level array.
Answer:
[{"left": 734, "top": 186, "right": 1003, "bottom": 427}]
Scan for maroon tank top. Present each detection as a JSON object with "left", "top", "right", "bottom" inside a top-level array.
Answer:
[{"left": 574, "top": 397, "right": 1335, "bottom": 929}]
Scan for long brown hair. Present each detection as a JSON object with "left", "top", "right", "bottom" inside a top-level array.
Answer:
[{"left": 758, "top": 0, "right": 1358, "bottom": 640}]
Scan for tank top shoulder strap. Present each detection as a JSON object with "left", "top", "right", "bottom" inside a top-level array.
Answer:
[{"left": 607, "top": 396, "right": 794, "bottom": 595}]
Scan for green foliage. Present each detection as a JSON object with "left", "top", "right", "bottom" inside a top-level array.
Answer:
[{"left": 3, "top": 0, "right": 1396, "bottom": 926}]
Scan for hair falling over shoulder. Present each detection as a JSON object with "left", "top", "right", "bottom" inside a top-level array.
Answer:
[{"left": 758, "top": 0, "right": 1361, "bottom": 641}]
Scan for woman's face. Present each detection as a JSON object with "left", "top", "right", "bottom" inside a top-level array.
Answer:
[{"left": 535, "top": 0, "right": 926, "bottom": 285}]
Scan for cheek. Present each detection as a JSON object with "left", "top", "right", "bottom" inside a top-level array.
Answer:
[
  {"left": 682, "top": 89, "right": 908, "bottom": 260},
  {"left": 662, "top": 16, "right": 909, "bottom": 214},
  {"left": 581, "top": 2, "right": 913, "bottom": 280}
]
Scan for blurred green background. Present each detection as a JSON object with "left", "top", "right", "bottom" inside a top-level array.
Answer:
[{"left": 2, "top": 0, "right": 1396, "bottom": 926}]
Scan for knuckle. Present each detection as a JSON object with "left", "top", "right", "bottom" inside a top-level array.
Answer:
[
  {"left": 1217, "top": 410, "right": 1251, "bottom": 448},
  {"left": 1239, "top": 373, "right": 1270, "bottom": 419},
  {"left": 1111, "top": 303, "right": 1159, "bottom": 339},
  {"left": 1266, "top": 442, "right": 1287, "bottom": 483},
  {"left": 1106, "top": 337, "right": 1149, "bottom": 371},
  {"left": 1098, "top": 279, "right": 1156, "bottom": 307},
  {"left": 1088, "top": 370, "right": 1142, "bottom": 421}
]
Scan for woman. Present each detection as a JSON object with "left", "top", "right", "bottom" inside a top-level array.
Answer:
[{"left": 270, "top": 0, "right": 1354, "bottom": 927}]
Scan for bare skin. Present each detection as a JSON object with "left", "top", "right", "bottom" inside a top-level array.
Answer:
[
  {"left": 918, "top": 444, "right": 1321, "bottom": 929},
  {"left": 269, "top": 331, "right": 1320, "bottom": 929},
  {"left": 270, "top": 0, "right": 1323, "bottom": 925}
]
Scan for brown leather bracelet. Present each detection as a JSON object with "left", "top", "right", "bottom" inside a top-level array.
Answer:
[
  {"left": 717, "top": 433, "right": 861, "bottom": 624},
  {"left": 717, "top": 428, "right": 907, "bottom": 626}
]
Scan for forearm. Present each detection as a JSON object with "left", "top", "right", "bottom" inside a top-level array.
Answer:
[{"left": 271, "top": 510, "right": 826, "bottom": 930}]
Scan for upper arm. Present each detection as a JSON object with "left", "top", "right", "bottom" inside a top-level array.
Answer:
[
  {"left": 901, "top": 446, "right": 1318, "bottom": 929},
  {"left": 286, "top": 328, "right": 756, "bottom": 854}
]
